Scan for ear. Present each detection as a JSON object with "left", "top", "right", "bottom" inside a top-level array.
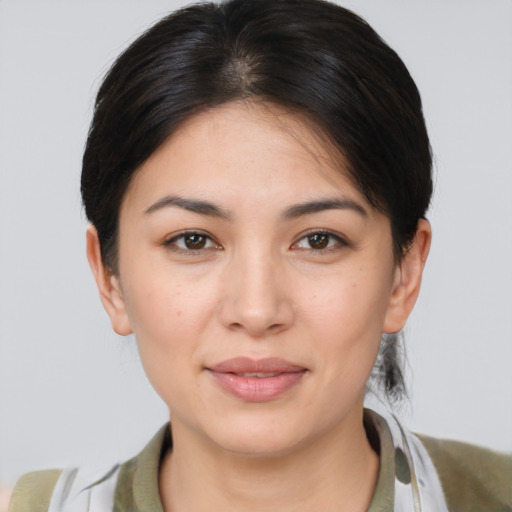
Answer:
[
  {"left": 383, "top": 219, "right": 432, "bottom": 334},
  {"left": 86, "top": 225, "right": 133, "bottom": 336}
]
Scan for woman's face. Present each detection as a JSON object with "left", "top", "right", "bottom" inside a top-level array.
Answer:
[{"left": 100, "top": 102, "right": 410, "bottom": 455}]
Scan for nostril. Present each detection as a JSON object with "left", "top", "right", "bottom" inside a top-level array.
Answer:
[
  {"left": 227, "top": 320, "right": 285, "bottom": 336},
  {"left": 219, "top": 293, "right": 295, "bottom": 336}
]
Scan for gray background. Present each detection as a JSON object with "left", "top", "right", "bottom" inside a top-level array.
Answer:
[{"left": 1, "top": 0, "right": 511, "bottom": 487}]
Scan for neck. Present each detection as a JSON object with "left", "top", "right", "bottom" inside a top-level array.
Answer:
[{"left": 159, "top": 408, "right": 379, "bottom": 512}]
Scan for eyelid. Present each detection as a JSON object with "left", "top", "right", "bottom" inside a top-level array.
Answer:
[
  {"left": 291, "top": 229, "right": 350, "bottom": 252},
  {"left": 162, "top": 230, "right": 222, "bottom": 253}
]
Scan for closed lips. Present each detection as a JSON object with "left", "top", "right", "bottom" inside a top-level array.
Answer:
[
  {"left": 206, "top": 357, "right": 307, "bottom": 402},
  {"left": 235, "top": 372, "right": 283, "bottom": 377},
  {"left": 207, "top": 356, "right": 307, "bottom": 374}
]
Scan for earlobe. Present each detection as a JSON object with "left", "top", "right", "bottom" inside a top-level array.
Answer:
[
  {"left": 383, "top": 219, "right": 432, "bottom": 334},
  {"left": 86, "top": 225, "right": 133, "bottom": 336}
]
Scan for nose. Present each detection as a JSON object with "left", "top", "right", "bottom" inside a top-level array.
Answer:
[{"left": 218, "top": 250, "right": 295, "bottom": 337}]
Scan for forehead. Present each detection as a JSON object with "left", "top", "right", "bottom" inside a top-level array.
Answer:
[{"left": 122, "top": 101, "right": 368, "bottom": 213}]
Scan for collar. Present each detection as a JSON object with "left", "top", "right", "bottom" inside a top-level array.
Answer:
[{"left": 117, "top": 409, "right": 397, "bottom": 511}]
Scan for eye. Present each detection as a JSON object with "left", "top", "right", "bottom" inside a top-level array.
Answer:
[
  {"left": 163, "top": 231, "right": 220, "bottom": 253},
  {"left": 292, "top": 231, "right": 347, "bottom": 252}
]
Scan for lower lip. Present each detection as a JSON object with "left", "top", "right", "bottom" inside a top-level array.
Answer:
[{"left": 208, "top": 370, "right": 306, "bottom": 402}]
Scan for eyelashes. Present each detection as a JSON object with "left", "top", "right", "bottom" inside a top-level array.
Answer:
[
  {"left": 163, "top": 231, "right": 222, "bottom": 254},
  {"left": 162, "top": 229, "right": 350, "bottom": 256},
  {"left": 291, "top": 230, "right": 349, "bottom": 253}
]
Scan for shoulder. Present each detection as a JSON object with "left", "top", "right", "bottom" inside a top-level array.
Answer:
[
  {"left": 418, "top": 434, "right": 512, "bottom": 512},
  {"left": 8, "top": 465, "right": 122, "bottom": 512},
  {"left": 7, "top": 425, "right": 170, "bottom": 512},
  {"left": 8, "top": 469, "right": 62, "bottom": 512}
]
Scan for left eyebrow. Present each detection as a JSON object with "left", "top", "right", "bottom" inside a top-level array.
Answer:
[{"left": 282, "top": 198, "right": 368, "bottom": 219}]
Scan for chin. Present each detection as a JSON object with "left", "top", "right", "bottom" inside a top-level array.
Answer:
[
  {"left": 217, "top": 431, "right": 305, "bottom": 458},
  {"left": 202, "top": 411, "right": 319, "bottom": 458}
]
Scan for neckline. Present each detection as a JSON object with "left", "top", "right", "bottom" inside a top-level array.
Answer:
[{"left": 127, "top": 409, "right": 396, "bottom": 512}]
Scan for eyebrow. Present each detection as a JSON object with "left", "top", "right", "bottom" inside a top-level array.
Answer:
[
  {"left": 145, "top": 195, "right": 231, "bottom": 219},
  {"left": 282, "top": 198, "right": 368, "bottom": 219},
  {"left": 145, "top": 195, "right": 367, "bottom": 220}
]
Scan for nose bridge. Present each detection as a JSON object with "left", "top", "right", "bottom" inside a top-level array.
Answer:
[{"left": 219, "top": 240, "right": 293, "bottom": 336}]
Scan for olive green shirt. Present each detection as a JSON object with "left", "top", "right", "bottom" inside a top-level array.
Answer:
[{"left": 9, "top": 411, "right": 512, "bottom": 511}]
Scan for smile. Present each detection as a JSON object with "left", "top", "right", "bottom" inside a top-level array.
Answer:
[{"left": 206, "top": 357, "right": 307, "bottom": 402}]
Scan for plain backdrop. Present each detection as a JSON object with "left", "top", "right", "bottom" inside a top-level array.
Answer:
[{"left": 1, "top": 0, "right": 511, "bottom": 486}]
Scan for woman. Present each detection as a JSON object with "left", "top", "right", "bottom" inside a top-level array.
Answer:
[{"left": 8, "top": 0, "right": 511, "bottom": 511}]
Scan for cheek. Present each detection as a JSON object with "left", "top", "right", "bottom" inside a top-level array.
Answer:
[
  {"left": 121, "top": 271, "right": 219, "bottom": 406},
  {"left": 122, "top": 268, "right": 219, "bottom": 359},
  {"left": 297, "top": 265, "right": 393, "bottom": 381},
  {"left": 301, "top": 271, "right": 391, "bottom": 339}
]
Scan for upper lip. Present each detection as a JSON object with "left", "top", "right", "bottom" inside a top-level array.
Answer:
[{"left": 207, "top": 357, "right": 306, "bottom": 374}]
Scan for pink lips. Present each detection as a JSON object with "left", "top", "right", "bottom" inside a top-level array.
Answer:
[{"left": 207, "top": 357, "right": 307, "bottom": 402}]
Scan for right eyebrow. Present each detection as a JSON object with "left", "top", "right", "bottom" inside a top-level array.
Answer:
[{"left": 144, "top": 195, "right": 231, "bottom": 219}]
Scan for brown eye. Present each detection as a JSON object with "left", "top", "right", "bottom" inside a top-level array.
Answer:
[
  {"left": 164, "top": 231, "right": 220, "bottom": 252},
  {"left": 307, "top": 233, "right": 329, "bottom": 249},
  {"left": 184, "top": 234, "right": 207, "bottom": 250},
  {"left": 293, "top": 231, "right": 347, "bottom": 252}
]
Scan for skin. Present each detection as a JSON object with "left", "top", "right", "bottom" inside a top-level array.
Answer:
[{"left": 87, "top": 101, "right": 431, "bottom": 512}]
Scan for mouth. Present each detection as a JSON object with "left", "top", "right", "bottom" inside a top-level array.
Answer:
[
  {"left": 232, "top": 372, "right": 283, "bottom": 378},
  {"left": 206, "top": 357, "right": 307, "bottom": 402}
]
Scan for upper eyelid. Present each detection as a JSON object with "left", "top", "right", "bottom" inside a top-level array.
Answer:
[
  {"left": 163, "top": 230, "right": 220, "bottom": 249},
  {"left": 293, "top": 229, "right": 348, "bottom": 244},
  {"left": 164, "top": 229, "right": 212, "bottom": 241}
]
